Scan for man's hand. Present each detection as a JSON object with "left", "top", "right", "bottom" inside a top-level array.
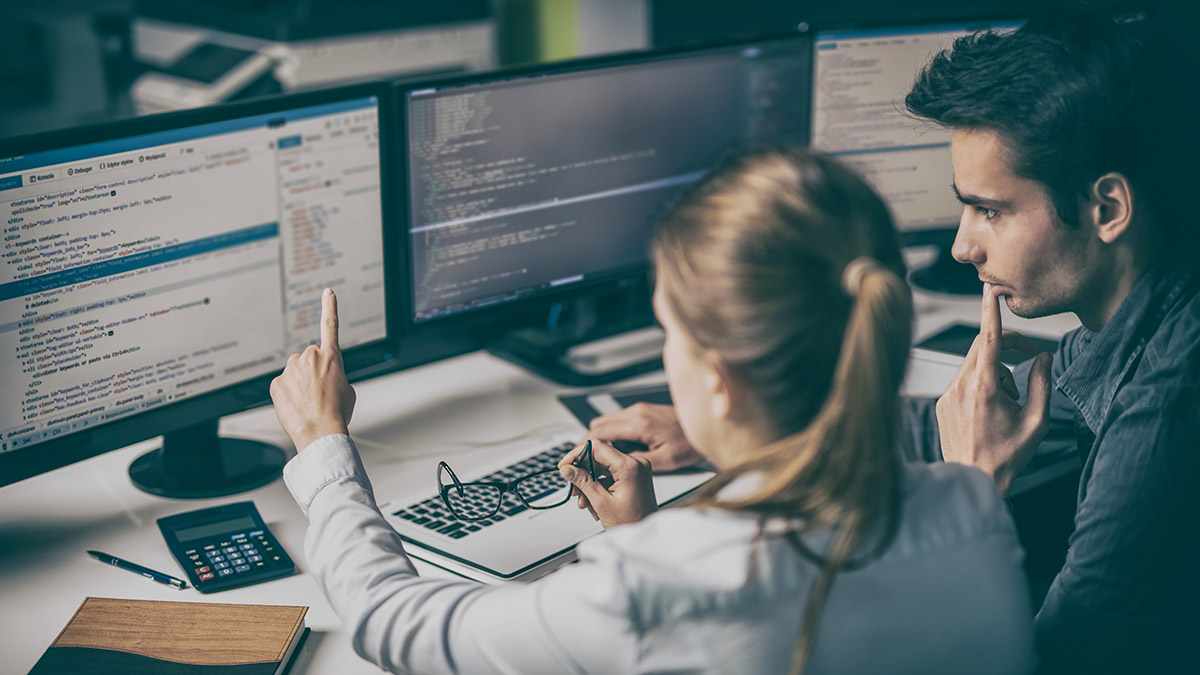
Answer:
[
  {"left": 936, "top": 283, "right": 1054, "bottom": 494},
  {"left": 589, "top": 403, "right": 703, "bottom": 471},
  {"left": 270, "top": 288, "right": 356, "bottom": 452},
  {"left": 559, "top": 440, "right": 658, "bottom": 528}
]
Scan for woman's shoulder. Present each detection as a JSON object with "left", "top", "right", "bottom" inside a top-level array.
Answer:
[
  {"left": 884, "top": 461, "right": 1018, "bottom": 562},
  {"left": 578, "top": 503, "right": 762, "bottom": 569},
  {"left": 581, "top": 462, "right": 1014, "bottom": 567}
]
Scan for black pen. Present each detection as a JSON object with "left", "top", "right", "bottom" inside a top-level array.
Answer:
[{"left": 87, "top": 550, "right": 188, "bottom": 590}]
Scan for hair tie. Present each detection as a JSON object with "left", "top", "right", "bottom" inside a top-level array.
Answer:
[{"left": 841, "top": 257, "right": 881, "bottom": 297}]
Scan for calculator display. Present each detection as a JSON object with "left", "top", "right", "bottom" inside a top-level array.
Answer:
[{"left": 174, "top": 515, "right": 258, "bottom": 542}]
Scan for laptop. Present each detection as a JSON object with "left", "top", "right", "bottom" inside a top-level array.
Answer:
[{"left": 380, "top": 424, "right": 712, "bottom": 582}]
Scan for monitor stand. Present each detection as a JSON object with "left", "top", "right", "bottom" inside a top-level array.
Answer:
[
  {"left": 908, "top": 243, "right": 984, "bottom": 295},
  {"left": 129, "top": 419, "right": 287, "bottom": 499},
  {"left": 487, "top": 290, "right": 662, "bottom": 387}
]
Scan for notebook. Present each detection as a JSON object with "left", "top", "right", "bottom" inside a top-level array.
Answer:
[{"left": 29, "top": 597, "right": 309, "bottom": 675}]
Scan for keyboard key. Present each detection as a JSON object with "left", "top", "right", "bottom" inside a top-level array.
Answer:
[
  {"left": 438, "top": 523, "right": 463, "bottom": 535},
  {"left": 449, "top": 531, "right": 469, "bottom": 539}
]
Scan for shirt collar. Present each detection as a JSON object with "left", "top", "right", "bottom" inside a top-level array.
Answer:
[{"left": 1057, "top": 267, "right": 1194, "bottom": 432}]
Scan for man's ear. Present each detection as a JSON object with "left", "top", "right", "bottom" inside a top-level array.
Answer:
[{"left": 1087, "top": 173, "right": 1134, "bottom": 244}]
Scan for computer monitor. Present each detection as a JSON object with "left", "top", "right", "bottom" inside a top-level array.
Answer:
[
  {"left": 810, "top": 18, "right": 1021, "bottom": 293},
  {"left": 396, "top": 34, "right": 812, "bottom": 383},
  {"left": 0, "top": 84, "right": 395, "bottom": 497}
]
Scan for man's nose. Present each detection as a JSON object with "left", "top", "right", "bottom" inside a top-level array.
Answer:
[{"left": 951, "top": 214, "right": 984, "bottom": 265}]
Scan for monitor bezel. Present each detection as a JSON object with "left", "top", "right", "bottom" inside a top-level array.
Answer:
[
  {"left": 0, "top": 81, "right": 400, "bottom": 488},
  {"left": 390, "top": 30, "right": 814, "bottom": 336}
]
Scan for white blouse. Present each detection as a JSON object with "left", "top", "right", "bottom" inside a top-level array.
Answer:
[{"left": 284, "top": 434, "right": 1033, "bottom": 674}]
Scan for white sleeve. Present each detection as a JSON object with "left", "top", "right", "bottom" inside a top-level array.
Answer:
[{"left": 283, "top": 434, "right": 638, "bottom": 675}]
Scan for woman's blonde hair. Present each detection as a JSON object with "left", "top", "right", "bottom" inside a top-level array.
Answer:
[{"left": 654, "top": 147, "right": 913, "bottom": 673}]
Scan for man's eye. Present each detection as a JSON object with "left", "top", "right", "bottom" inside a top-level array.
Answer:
[{"left": 973, "top": 205, "right": 999, "bottom": 221}]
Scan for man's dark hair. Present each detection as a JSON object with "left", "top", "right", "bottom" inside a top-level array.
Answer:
[{"left": 905, "top": 3, "right": 1198, "bottom": 255}]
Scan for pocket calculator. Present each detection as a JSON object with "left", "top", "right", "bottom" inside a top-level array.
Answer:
[{"left": 157, "top": 501, "right": 295, "bottom": 594}]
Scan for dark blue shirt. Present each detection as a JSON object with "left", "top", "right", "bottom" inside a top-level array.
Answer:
[{"left": 903, "top": 267, "right": 1200, "bottom": 673}]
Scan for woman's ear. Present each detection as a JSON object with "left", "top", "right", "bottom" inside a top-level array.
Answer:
[
  {"left": 1087, "top": 172, "right": 1134, "bottom": 244},
  {"left": 705, "top": 354, "right": 735, "bottom": 421}
]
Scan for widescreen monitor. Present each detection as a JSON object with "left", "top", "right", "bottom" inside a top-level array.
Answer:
[
  {"left": 399, "top": 34, "right": 812, "bottom": 326},
  {"left": 0, "top": 84, "right": 394, "bottom": 496}
]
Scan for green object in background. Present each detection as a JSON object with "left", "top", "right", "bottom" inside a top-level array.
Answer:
[{"left": 499, "top": 0, "right": 578, "bottom": 65}]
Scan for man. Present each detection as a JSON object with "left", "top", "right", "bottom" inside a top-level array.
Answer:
[{"left": 595, "top": 6, "right": 1200, "bottom": 672}]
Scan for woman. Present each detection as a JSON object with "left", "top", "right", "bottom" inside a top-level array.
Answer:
[{"left": 271, "top": 148, "right": 1033, "bottom": 674}]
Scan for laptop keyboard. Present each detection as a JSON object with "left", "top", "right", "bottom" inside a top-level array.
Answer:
[{"left": 392, "top": 442, "right": 576, "bottom": 540}]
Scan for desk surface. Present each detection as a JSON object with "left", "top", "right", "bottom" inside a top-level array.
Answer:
[{"left": 0, "top": 275, "right": 1081, "bottom": 674}]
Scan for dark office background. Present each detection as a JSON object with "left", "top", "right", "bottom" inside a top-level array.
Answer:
[
  {"left": 0, "top": 0, "right": 1191, "bottom": 606},
  {"left": 2, "top": 0, "right": 1196, "bottom": 138}
]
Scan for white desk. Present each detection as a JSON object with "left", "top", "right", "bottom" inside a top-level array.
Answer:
[{"left": 0, "top": 271, "right": 1080, "bottom": 674}]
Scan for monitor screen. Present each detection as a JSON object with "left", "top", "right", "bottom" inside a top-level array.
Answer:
[
  {"left": 403, "top": 36, "right": 811, "bottom": 322},
  {"left": 811, "top": 21, "right": 1019, "bottom": 233},
  {"left": 0, "top": 95, "right": 388, "bottom": 457}
]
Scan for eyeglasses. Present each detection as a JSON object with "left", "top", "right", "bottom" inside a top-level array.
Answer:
[{"left": 437, "top": 441, "right": 597, "bottom": 522}]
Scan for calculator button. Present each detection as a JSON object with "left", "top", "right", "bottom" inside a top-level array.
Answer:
[
  {"left": 213, "top": 562, "right": 229, "bottom": 569},
  {"left": 250, "top": 530, "right": 264, "bottom": 537},
  {"left": 203, "top": 544, "right": 216, "bottom": 551},
  {"left": 235, "top": 564, "right": 251, "bottom": 573},
  {"left": 223, "top": 547, "right": 239, "bottom": 554},
  {"left": 253, "top": 561, "right": 268, "bottom": 569},
  {"left": 196, "top": 566, "right": 210, "bottom": 574},
  {"left": 219, "top": 541, "right": 232, "bottom": 547},
  {"left": 230, "top": 557, "right": 246, "bottom": 566},
  {"left": 199, "top": 572, "right": 215, "bottom": 581},
  {"left": 210, "top": 555, "right": 225, "bottom": 562},
  {"left": 188, "top": 554, "right": 201, "bottom": 561},
  {"left": 244, "top": 548, "right": 258, "bottom": 556},
  {"left": 247, "top": 555, "right": 262, "bottom": 563},
  {"left": 184, "top": 549, "right": 197, "bottom": 556},
  {"left": 240, "top": 543, "right": 254, "bottom": 550},
  {"left": 218, "top": 568, "right": 233, "bottom": 577}
]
